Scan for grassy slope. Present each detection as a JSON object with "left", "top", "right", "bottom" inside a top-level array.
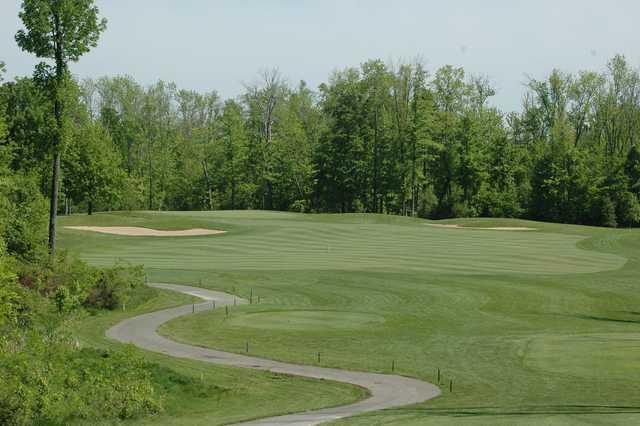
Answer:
[
  {"left": 68, "top": 267, "right": 366, "bottom": 425},
  {"left": 60, "top": 211, "right": 640, "bottom": 425}
]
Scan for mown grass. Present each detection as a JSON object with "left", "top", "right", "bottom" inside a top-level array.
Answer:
[{"left": 60, "top": 211, "right": 640, "bottom": 425}]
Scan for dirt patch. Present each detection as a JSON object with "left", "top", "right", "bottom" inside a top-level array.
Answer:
[
  {"left": 426, "top": 224, "right": 537, "bottom": 231},
  {"left": 64, "top": 226, "right": 225, "bottom": 237}
]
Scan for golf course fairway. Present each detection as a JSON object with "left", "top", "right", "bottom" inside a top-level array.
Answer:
[{"left": 59, "top": 211, "right": 640, "bottom": 425}]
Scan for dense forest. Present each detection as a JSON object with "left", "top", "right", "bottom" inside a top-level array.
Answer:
[{"left": 4, "top": 45, "right": 640, "bottom": 228}]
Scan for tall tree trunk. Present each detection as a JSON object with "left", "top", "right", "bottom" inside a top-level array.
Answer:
[
  {"left": 231, "top": 179, "right": 236, "bottom": 209},
  {"left": 372, "top": 110, "right": 380, "bottom": 213},
  {"left": 127, "top": 139, "right": 133, "bottom": 176},
  {"left": 48, "top": 151, "right": 60, "bottom": 256},
  {"left": 411, "top": 135, "right": 417, "bottom": 216},
  {"left": 88, "top": 200, "right": 93, "bottom": 215},
  {"left": 421, "top": 159, "right": 428, "bottom": 216},
  {"left": 266, "top": 180, "right": 273, "bottom": 210},
  {"left": 231, "top": 163, "right": 236, "bottom": 209},
  {"left": 148, "top": 147, "right": 153, "bottom": 210},
  {"left": 202, "top": 160, "right": 213, "bottom": 210},
  {"left": 49, "top": 12, "right": 64, "bottom": 259}
]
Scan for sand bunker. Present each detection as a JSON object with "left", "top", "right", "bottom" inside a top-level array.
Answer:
[
  {"left": 426, "top": 224, "right": 537, "bottom": 231},
  {"left": 65, "top": 226, "right": 225, "bottom": 237}
]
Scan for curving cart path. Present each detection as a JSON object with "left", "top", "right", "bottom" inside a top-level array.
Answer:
[{"left": 107, "top": 283, "right": 440, "bottom": 425}]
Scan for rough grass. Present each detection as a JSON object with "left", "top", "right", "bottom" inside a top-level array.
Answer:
[{"left": 60, "top": 211, "right": 640, "bottom": 425}]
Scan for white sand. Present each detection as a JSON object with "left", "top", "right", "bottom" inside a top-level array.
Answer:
[
  {"left": 64, "top": 226, "right": 225, "bottom": 236},
  {"left": 426, "top": 224, "right": 537, "bottom": 231}
]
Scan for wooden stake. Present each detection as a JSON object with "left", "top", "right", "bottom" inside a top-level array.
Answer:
[{"left": 392, "top": 360, "right": 395, "bottom": 372}]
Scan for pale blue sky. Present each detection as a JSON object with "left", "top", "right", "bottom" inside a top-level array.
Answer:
[{"left": 1, "top": 0, "right": 639, "bottom": 111}]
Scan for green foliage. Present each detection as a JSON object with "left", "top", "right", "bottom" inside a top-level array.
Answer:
[
  {"left": 0, "top": 341, "right": 162, "bottom": 425},
  {"left": 217, "top": 99, "right": 249, "bottom": 209},
  {"left": 0, "top": 250, "right": 23, "bottom": 334},
  {"left": 7, "top": 5, "right": 640, "bottom": 227},
  {"left": 614, "top": 191, "right": 640, "bottom": 227},
  {"left": 63, "top": 120, "right": 126, "bottom": 214},
  {"left": 16, "top": 0, "right": 108, "bottom": 257},
  {"left": 1, "top": 77, "right": 54, "bottom": 171},
  {"left": 68, "top": 349, "right": 162, "bottom": 420},
  {"left": 2, "top": 54, "right": 629, "bottom": 227},
  {"left": 84, "top": 262, "right": 145, "bottom": 310},
  {"left": 16, "top": 253, "right": 145, "bottom": 312},
  {"left": 0, "top": 234, "right": 162, "bottom": 425},
  {"left": 15, "top": 0, "right": 106, "bottom": 63},
  {"left": 0, "top": 249, "right": 161, "bottom": 425},
  {"left": 0, "top": 62, "right": 6, "bottom": 143},
  {"left": 0, "top": 148, "right": 48, "bottom": 261}
]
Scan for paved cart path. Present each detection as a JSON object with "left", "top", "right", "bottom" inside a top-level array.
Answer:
[{"left": 107, "top": 283, "right": 441, "bottom": 425}]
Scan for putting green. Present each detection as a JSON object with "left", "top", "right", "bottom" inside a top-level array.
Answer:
[{"left": 225, "top": 310, "right": 385, "bottom": 331}]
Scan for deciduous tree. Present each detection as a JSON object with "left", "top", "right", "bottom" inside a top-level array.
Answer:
[{"left": 15, "top": 0, "right": 106, "bottom": 257}]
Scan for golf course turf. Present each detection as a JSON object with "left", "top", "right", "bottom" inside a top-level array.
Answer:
[
  {"left": 106, "top": 283, "right": 438, "bottom": 425},
  {"left": 59, "top": 211, "right": 640, "bottom": 425}
]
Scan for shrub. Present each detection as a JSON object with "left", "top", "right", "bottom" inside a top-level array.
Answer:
[
  {"left": 17, "top": 254, "right": 145, "bottom": 312},
  {"left": 83, "top": 263, "right": 145, "bottom": 310},
  {"left": 0, "top": 149, "right": 48, "bottom": 262},
  {"left": 0, "top": 341, "right": 163, "bottom": 425},
  {"left": 615, "top": 191, "right": 640, "bottom": 227},
  {"left": 289, "top": 199, "right": 308, "bottom": 213},
  {"left": 0, "top": 254, "right": 161, "bottom": 425}
]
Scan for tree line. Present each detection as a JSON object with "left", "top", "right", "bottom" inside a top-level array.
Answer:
[{"left": 4, "top": 46, "right": 640, "bottom": 230}]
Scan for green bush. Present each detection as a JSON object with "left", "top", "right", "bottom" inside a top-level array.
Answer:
[
  {"left": 0, "top": 252, "right": 163, "bottom": 426},
  {"left": 0, "top": 339, "right": 163, "bottom": 425},
  {"left": 615, "top": 191, "right": 640, "bottom": 227},
  {"left": 289, "top": 199, "right": 308, "bottom": 213},
  {"left": 83, "top": 263, "right": 145, "bottom": 310},
  {"left": 0, "top": 247, "right": 39, "bottom": 341},
  {"left": 17, "top": 254, "right": 145, "bottom": 312},
  {"left": 0, "top": 148, "right": 48, "bottom": 262}
]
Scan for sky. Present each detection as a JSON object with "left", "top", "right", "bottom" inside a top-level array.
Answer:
[{"left": 1, "top": 0, "right": 639, "bottom": 112}]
